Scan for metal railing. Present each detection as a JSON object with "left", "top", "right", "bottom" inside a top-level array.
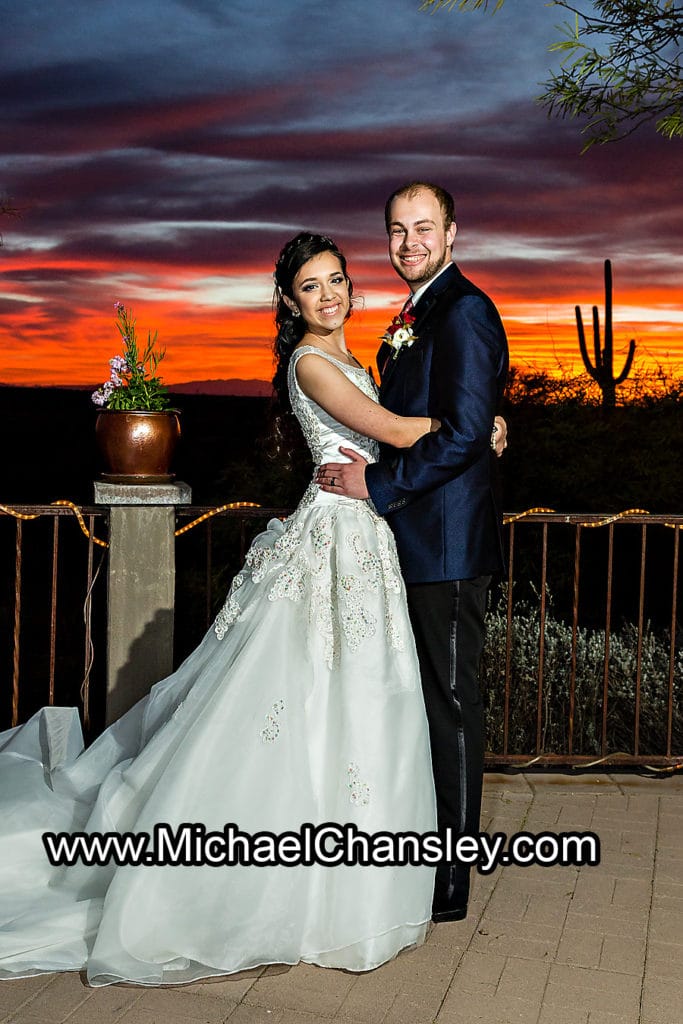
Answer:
[
  {"left": 0, "top": 505, "right": 109, "bottom": 733},
  {"left": 175, "top": 507, "right": 683, "bottom": 772},
  {"left": 3, "top": 503, "right": 681, "bottom": 771},
  {"left": 485, "top": 511, "right": 682, "bottom": 771}
]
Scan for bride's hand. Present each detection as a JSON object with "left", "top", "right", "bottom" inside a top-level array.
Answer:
[{"left": 430, "top": 418, "right": 441, "bottom": 432}]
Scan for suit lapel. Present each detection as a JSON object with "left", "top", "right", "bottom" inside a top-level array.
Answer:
[
  {"left": 379, "top": 339, "right": 404, "bottom": 393},
  {"left": 379, "top": 264, "right": 463, "bottom": 394}
]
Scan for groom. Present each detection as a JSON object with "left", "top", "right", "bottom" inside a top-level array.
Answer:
[{"left": 318, "top": 181, "right": 509, "bottom": 922}]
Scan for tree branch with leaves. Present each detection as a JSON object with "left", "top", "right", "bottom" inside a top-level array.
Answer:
[{"left": 420, "top": 0, "right": 683, "bottom": 148}]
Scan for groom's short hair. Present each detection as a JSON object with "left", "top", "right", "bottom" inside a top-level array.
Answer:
[{"left": 384, "top": 182, "right": 455, "bottom": 233}]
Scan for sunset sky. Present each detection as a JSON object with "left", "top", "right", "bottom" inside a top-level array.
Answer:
[{"left": 1, "top": 0, "right": 681, "bottom": 389}]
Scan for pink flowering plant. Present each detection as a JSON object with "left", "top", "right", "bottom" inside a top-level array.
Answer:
[{"left": 92, "top": 302, "right": 170, "bottom": 411}]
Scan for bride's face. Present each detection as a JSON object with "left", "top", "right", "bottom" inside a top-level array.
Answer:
[{"left": 288, "top": 252, "right": 350, "bottom": 337}]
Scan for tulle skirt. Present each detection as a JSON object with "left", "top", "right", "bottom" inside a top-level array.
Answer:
[{"left": 0, "top": 495, "right": 436, "bottom": 985}]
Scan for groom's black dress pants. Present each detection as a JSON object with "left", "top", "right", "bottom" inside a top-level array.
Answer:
[{"left": 406, "top": 575, "right": 490, "bottom": 911}]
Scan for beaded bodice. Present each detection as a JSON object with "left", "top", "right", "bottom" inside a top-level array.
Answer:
[{"left": 287, "top": 346, "right": 379, "bottom": 466}]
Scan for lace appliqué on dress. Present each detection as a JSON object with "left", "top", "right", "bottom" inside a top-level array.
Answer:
[
  {"left": 246, "top": 522, "right": 303, "bottom": 584},
  {"left": 215, "top": 503, "right": 406, "bottom": 666},
  {"left": 260, "top": 700, "right": 285, "bottom": 743},
  {"left": 338, "top": 574, "right": 377, "bottom": 651},
  {"left": 214, "top": 574, "right": 244, "bottom": 640},
  {"left": 214, "top": 519, "right": 308, "bottom": 638},
  {"left": 347, "top": 762, "right": 370, "bottom": 806},
  {"left": 268, "top": 552, "right": 308, "bottom": 602},
  {"left": 348, "top": 521, "right": 404, "bottom": 655},
  {"left": 308, "top": 510, "right": 341, "bottom": 668},
  {"left": 214, "top": 349, "right": 404, "bottom": 659},
  {"left": 287, "top": 347, "right": 379, "bottom": 466},
  {"left": 289, "top": 382, "right": 324, "bottom": 464}
]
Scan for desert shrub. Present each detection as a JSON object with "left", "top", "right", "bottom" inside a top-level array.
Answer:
[{"left": 482, "top": 589, "right": 683, "bottom": 758}]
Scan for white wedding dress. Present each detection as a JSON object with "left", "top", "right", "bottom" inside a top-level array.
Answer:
[{"left": 0, "top": 347, "right": 436, "bottom": 986}]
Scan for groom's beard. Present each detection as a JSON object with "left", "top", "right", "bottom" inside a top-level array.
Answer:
[{"left": 392, "top": 242, "right": 451, "bottom": 287}]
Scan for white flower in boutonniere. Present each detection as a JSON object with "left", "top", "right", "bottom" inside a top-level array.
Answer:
[{"left": 380, "top": 310, "right": 419, "bottom": 360}]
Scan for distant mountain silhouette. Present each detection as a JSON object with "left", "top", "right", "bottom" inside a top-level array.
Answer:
[
  {"left": 0, "top": 384, "right": 271, "bottom": 505},
  {"left": 169, "top": 379, "right": 272, "bottom": 397},
  {"left": 0, "top": 379, "right": 273, "bottom": 397}
]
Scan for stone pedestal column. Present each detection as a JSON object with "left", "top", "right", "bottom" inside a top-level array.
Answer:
[{"left": 94, "top": 481, "right": 192, "bottom": 724}]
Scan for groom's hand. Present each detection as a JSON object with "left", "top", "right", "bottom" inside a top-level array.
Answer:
[
  {"left": 316, "top": 447, "right": 369, "bottom": 499},
  {"left": 493, "top": 415, "right": 508, "bottom": 457}
]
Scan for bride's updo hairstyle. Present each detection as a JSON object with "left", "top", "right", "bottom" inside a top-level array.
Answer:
[{"left": 271, "top": 232, "right": 354, "bottom": 412}]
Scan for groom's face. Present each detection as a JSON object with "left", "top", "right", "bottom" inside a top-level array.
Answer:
[{"left": 387, "top": 190, "right": 456, "bottom": 291}]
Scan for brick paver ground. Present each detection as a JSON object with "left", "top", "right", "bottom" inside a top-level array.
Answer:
[{"left": 1, "top": 773, "right": 681, "bottom": 1024}]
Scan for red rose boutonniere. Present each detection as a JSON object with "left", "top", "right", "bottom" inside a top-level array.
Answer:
[{"left": 380, "top": 309, "right": 419, "bottom": 360}]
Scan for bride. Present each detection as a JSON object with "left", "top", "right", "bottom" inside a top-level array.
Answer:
[{"left": 0, "top": 232, "right": 440, "bottom": 986}]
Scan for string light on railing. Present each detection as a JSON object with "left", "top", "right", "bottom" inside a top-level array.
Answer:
[
  {"left": 51, "top": 500, "right": 109, "bottom": 548},
  {"left": 3, "top": 502, "right": 683, "bottom": 546},
  {"left": 503, "top": 507, "right": 683, "bottom": 529},
  {"left": 503, "top": 508, "right": 555, "bottom": 524},
  {"left": 174, "top": 502, "right": 262, "bottom": 537},
  {"left": 582, "top": 508, "right": 650, "bottom": 528},
  {"left": 0, "top": 500, "right": 108, "bottom": 547},
  {"left": 0, "top": 504, "right": 41, "bottom": 521},
  {"left": 0, "top": 499, "right": 265, "bottom": 547}
]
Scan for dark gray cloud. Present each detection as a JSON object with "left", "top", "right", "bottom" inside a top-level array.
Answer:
[{"left": 0, "top": 0, "right": 680, "bottom": 381}]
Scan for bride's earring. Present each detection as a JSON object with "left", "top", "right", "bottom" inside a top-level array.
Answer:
[{"left": 283, "top": 296, "right": 301, "bottom": 318}]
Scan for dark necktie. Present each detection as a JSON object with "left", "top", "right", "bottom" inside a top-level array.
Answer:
[{"left": 400, "top": 296, "right": 414, "bottom": 319}]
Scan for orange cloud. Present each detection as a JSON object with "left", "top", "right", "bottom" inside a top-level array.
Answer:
[
  {"left": 1, "top": 297, "right": 680, "bottom": 389},
  {"left": 1, "top": 249, "right": 680, "bottom": 388}
]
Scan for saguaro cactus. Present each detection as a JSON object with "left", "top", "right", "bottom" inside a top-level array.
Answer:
[{"left": 576, "top": 259, "right": 636, "bottom": 408}]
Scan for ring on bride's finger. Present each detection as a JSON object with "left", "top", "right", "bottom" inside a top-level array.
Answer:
[{"left": 331, "top": 477, "right": 336, "bottom": 486}]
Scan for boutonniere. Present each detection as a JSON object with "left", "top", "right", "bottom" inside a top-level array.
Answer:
[{"left": 380, "top": 309, "right": 419, "bottom": 360}]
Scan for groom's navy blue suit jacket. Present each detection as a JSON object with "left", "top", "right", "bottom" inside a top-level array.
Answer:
[{"left": 365, "top": 262, "right": 509, "bottom": 585}]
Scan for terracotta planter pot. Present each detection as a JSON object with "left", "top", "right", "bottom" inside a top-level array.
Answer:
[{"left": 95, "top": 410, "right": 181, "bottom": 483}]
